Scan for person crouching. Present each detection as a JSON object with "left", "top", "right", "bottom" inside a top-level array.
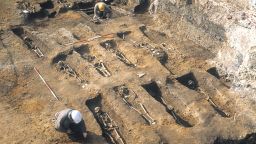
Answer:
[
  {"left": 55, "top": 109, "right": 87, "bottom": 142},
  {"left": 93, "top": 2, "right": 112, "bottom": 20}
]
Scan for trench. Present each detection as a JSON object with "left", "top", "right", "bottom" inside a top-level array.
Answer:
[
  {"left": 61, "top": 45, "right": 111, "bottom": 77},
  {"left": 11, "top": 27, "right": 45, "bottom": 57},
  {"left": 51, "top": 49, "right": 87, "bottom": 85},
  {"left": 207, "top": 67, "right": 231, "bottom": 88},
  {"left": 214, "top": 133, "right": 256, "bottom": 144},
  {"left": 11, "top": 27, "right": 24, "bottom": 37},
  {"left": 20, "top": 0, "right": 93, "bottom": 22},
  {"left": 207, "top": 67, "right": 221, "bottom": 79},
  {"left": 73, "top": 45, "right": 90, "bottom": 55},
  {"left": 72, "top": 2, "right": 95, "bottom": 15},
  {"left": 73, "top": 45, "right": 96, "bottom": 62},
  {"left": 86, "top": 95, "right": 107, "bottom": 141},
  {"left": 210, "top": 103, "right": 230, "bottom": 118},
  {"left": 100, "top": 39, "right": 135, "bottom": 67},
  {"left": 176, "top": 72, "right": 230, "bottom": 117},
  {"left": 134, "top": 0, "right": 150, "bottom": 14},
  {"left": 138, "top": 26, "right": 169, "bottom": 65},
  {"left": 86, "top": 94, "right": 103, "bottom": 113},
  {"left": 72, "top": 44, "right": 111, "bottom": 78},
  {"left": 52, "top": 50, "right": 73, "bottom": 64},
  {"left": 94, "top": 62, "right": 111, "bottom": 77},
  {"left": 39, "top": 0, "right": 54, "bottom": 9},
  {"left": 100, "top": 39, "right": 117, "bottom": 50},
  {"left": 176, "top": 72, "right": 199, "bottom": 90},
  {"left": 22, "top": 0, "right": 55, "bottom": 22},
  {"left": 113, "top": 85, "right": 155, "bottom": 125},
  {"left": 86, "top": 94, "right": 126, "bottom": 144},
  {"left": 23, "top": 10, "right": 49, "bottom": 23},
  {"left": 142, "top": 81, "right": 193, "bottom": 127}
]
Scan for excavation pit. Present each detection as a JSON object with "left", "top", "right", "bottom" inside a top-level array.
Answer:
[
  {"left": 73, "top": 45, "right": 96, "bottom": 62},
  {"left": 134, "top": 0, "right": 150, "bottom": 14},
  {"left": 86, "top": 94, "right": 103, "bottom": 113},
  {"left": 100, "top": 39, "right": 117, "bottom": 50},
  {"left": 73, "top": 44, "right": 90, "bottom": 55},
  {"left": 52, "top": 50, "right": 73, "bottom": 64},
  {"left": 207, "top": 67, "right": 221, "bottom": 79},
  {"left": 211, "top": 105, "right": 230, "bottom": 118},
  {"left": 39, "top": 0, "right": 54, "bottom": 9},
  {"left": 86, "top": 94, "right": 125, "bottom": 144},
  {"left": 142, "top": 81, "right": 163, "bottom": 103},
  {"left": 176, "top": 72, "right": 199, "bottom": 90},
  {"left": 94, "top": 62, "right": 111, "bottom": 77},
  {"left": 117, "top": 31, "right": 131, "bottom": 39},
  {"left": 82, "top": 54, "right": 95, "bottom": 62},
  {"left": 2, "top": 1, "right": 256, "bottom": 143},
  {"left": 12, "top": 27, "right": 45, "bottom": 57},
  {"left": 214, "top": 133, "right": 256, "bottom": 144},
  {"left": 12, "top": 27, "right": 24, "bottom": 37},
  {"left": 151, "top": 48, "right": 168, "bottom": 64},
  {"left": 142, "top": 81, "right": 193, "bottom": 127},
  {"left": 23, "top": 10, "right": 49, "bottom": 22},
  {"left": 113, "top": 85, "right": 130, "bottom": 97},
  {"left": 72, "top": 2, "right": 95, "bottom": 15},
  {"left": 114, "top": 85, "right": 157, "bottom": 125}
]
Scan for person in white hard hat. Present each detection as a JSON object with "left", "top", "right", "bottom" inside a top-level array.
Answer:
[{"left": 55, "top": 109, "right": 87, "bottom": 141}]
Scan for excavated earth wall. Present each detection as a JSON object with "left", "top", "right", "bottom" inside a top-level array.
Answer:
[{"left": 0, "top": 0, "right": 256, "bottom": 144}]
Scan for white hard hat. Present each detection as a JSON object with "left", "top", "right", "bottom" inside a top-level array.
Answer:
[
  {"left": 70, "top": 110, "right": 82, "bottom": 124},
  {"left": 22, "top": 10, "right": 29, "bottom": 14}
]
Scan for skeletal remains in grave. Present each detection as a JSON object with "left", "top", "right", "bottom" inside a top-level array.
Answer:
[
  {"left": 72, "top": 45, "right": 111, "bottom": 77},
  {"left": 23, "top": 36, "right": 44, "bottom": 57},
  {"left": 56, "top": 60, "right": 86, "bottom": 84},
  {"left": 145, "top": 44, "right": 168, "bottom": 64},
  {"left": 100, "top": 40, "right": 136, "bottom": 67},
  {"left": 150, "top": 80, "right": 192, "bottom": 127},
  {"left": 114, "top": 85, "right": 156, "bottom": 125},
  {"left": 94, "top": 107, "right": 125, "bottom": 144},
  {"left": 131, "top": 40, "right": 168, "bottom": 64},
  {"left": 94, "top": 61, "right": 111, "bottom": 77},
  {"left": 115, "top": 51, "right": 136, "bottom": 67},
  {"left": 81, "top": 54, "right": 95, "bottom": 63},
  {"left": 198, "top": 88, "right": 230, "bottom": 118}
]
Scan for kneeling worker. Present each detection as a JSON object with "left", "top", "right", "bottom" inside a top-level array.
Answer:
[
  {"left": 93, "top": 2, "right": 112, "bottom": 20},
  {"left": 55, "top": 109, "right": 87, "bottom": 141}
]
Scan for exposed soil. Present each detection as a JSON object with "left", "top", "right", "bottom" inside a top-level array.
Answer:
[{"left": 1, "top": 0, "right": 256, "bottom": 144}]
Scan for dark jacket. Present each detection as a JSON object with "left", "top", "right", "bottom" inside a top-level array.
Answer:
[
  {"left": 94, "top": 2, "right": 111, "bottom": 18},
  {"left": 55, "top": 109, "right": 86, "bottom": 139}
]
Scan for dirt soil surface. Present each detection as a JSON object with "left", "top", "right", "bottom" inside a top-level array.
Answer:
[{"left": 1, "top": 0, "right": 256, "bottom": 144}]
